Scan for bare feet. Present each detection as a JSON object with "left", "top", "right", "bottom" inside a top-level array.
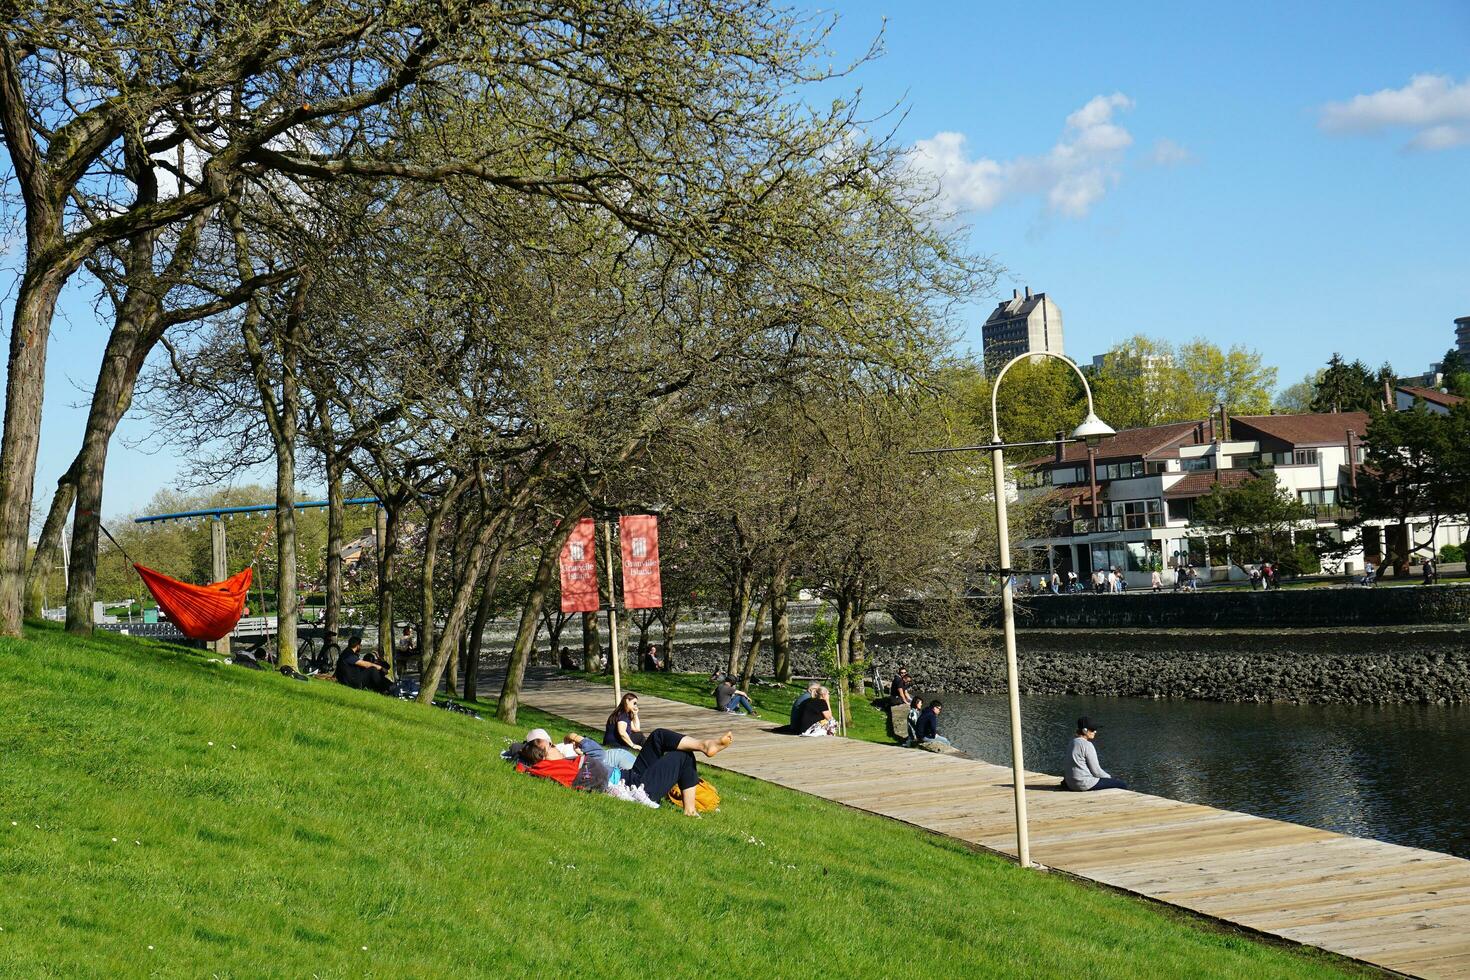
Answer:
[
  {"left": 682, "top": 808, "right": 701, "bottom": 818},
  {"left": 702, "top": 732, "right": 734, "bottom": 758}
]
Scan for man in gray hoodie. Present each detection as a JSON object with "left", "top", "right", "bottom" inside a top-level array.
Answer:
[{"left": 1063, "top": 716, "right": 1128, "bottom": 791}]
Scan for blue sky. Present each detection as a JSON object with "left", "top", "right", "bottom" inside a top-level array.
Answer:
[
  {"left": 13, "top": 0, "right": 1470, "bottom": 519},
  {"left": 824, "top": 0, "right": 1468, "bottom": 372}
]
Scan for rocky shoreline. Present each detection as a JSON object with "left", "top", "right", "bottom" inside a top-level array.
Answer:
[{"left": 571, "top": 624, "right": 1470, "bottom": 706}]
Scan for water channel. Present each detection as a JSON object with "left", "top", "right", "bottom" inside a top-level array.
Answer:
[{"left": 936, "top": 693, "right": 1470, "bottom": 860}]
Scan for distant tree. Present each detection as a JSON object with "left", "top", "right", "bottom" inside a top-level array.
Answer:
[
  {"left": 1309, "top": 354, "right": 1390, "bottom": 413},
  {"left": 1439, "top": 348, "right": 1470, "bottom": 399},
  {"left": 1088, "top": 336, "right": 1275, "bottom": 429},
  {"left": 1188, "top": 472, "right": 1316, "bottom": 573},
  {"left": 1090, "top": 336, "right": 1197, "bottom": 430},
  {"left": 1176, "top": 340, "right": 1276, "bottom": 415},
  {"left": 968, "top": 357, "right": 1085, "bottom": 445},
  {"left": 1273, "top": 372, "right": 1321, "bottom": 414},
  {"left": 1351, "top": 404, "right": 1470, "bottom": 574}
]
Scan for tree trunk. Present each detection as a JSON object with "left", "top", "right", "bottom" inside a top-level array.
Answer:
[
  {"left": 375, "top": 501, "right": 399, "bottom": 669},
  {"left": 770, "top": 556, "right": 792, "bottom": 682},
  {"left": 64, "top": 296, "right": 158, "bottom": 633},
  {"left": 834, "top": 596, "right": 854, "bottom": 726},
  {"left": 464, "top": 543, "right": 506, "bottom": 703},
  {"left": 417, "top": 499, "right": 511, "bottom": 702},
  {"left": 416, "top": 486, "right": 461, "bottom": 697},
  {"left": 25, "top": 457, "right": 79, "bottom": 619},
  {"left": 740, "top": 590, "right": 770, "bottom": 689},
  {"left": 582, "top": 611, "right": 601, "bottom": 671},
  {"left": 660, "top": 608, "right": 680, "bottom": 671},
  {"left": 0, "top": 265, "right": 68, "bottom": 635},
  {"left": 498, "top": 510, "right": 585, "bottom": 723},
  {"left": 274, "top": 434, "right": 300, "bottom": 669},
  {"left": 323, "top": 451, "right": 345, "bottom": 639},
  {"left": 726, "top": 560, "right": 753, "bottom": 676}
]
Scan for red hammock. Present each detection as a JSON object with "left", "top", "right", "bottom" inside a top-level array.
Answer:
[{"left": 133, "top": 564, "right": 254, "bottom": 642}]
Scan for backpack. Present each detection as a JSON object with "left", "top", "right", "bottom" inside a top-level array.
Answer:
[{"left": 667, "top": 778, "right": 720, "bottom": 813}]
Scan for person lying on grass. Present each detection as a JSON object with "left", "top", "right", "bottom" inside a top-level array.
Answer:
[{"left": 515, "top": 727, "right": 734, "bottom": 817}]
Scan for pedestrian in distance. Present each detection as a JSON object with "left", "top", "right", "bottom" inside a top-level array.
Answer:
[
  {"left": 712, "top": 673, "right": 758, "bottom": 716},
  {"left": 1150, "top": 569, "right": 1162, "bottom": 593},
  {"left": 1062, "top": 716, "right": 1127, "bottom": 792}
]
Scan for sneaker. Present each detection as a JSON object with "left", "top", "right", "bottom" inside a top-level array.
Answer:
[
  {"left": 604, "top": 784, "right": 635, "bottom": 802},
  {"left": 628, "top": 785, "right": 661, "bottom": 809}
]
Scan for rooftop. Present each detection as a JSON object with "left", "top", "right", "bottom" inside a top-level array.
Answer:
[
  {"left": 1025, "top": 419, "right": 1202, "bottom": 466},
  {"left": 1228, "top": 412, "right": 1370, "bottom": 447},
  {"left": 1398, "top": 385, "right": 1466, "bottom": 409},
  {"left": 984, "top": 288, "right": 1048, "bottom": 325},
  {"left": 1162, "top": 469, "right": 1257, "bottom": 500}
]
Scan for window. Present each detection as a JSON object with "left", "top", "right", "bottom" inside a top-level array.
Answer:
[
  {"left": 1097, "top": 460, "right": 1144, "bottom": 481},
  {"left": 1181, "top": 456, "right": 1213, "bottom": 472},
  {"left": 1167, "top": 498, "right": 1194, "bottom": 523},
  {"left": 1145, "top": 460, "right": 1168, "bottom": 474},
  {"left": 1299, "top": 488, "right": 1337, "bottom": 506},
  {"left": 1051, "top": 466, "right": 1083, "bottom": 486},
  {"left": 1293, "top": 449, "right": 1319, "bottom": 465},
  {"left": 1108, "top": 499, "right": 1164, "bottom": 529}
]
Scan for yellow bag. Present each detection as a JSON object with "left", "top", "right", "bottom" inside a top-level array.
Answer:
[{"left": 667, "top": 778, "right": 720, "bottom": 813}]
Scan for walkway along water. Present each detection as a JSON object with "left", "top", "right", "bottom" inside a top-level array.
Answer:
[{"left": 518, "top": 672, "right": 1470, "bottom": 979}]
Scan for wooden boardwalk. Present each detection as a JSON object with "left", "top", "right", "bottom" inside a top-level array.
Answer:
[{"left": 518, "top": 673, "right": 1470, "bottom": 978}]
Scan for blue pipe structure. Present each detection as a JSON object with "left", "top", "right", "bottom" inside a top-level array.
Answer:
[{"left": 134, "top": 497, "right": 380, "bottom": 524}]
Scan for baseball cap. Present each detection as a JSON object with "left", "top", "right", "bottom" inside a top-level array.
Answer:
[{"left": 525, "top": 728, "right": 552, "bottom": 744}]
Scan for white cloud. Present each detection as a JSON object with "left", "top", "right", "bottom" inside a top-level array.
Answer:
[
  {"left": 907, "top": 93, "right": 1148, "bottom": 219},
  {"left": 1320, "top": 74, "right": 1470, "bottom": 151},
  {"left": 1148, "top": 137, "right": 1195, "bottom": 167}
]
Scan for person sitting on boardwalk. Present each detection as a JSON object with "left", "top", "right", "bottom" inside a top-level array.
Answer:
[
  {"left": 1063, "top": 717, "right": 1127, "bottom": 791},
  {"left": 906, "top": 696, "right": 924, "bottom": 743},
  {"left": 602, "top": 692, "right": 646, "bottom": 769},
  {"left": 713, "top": 673, "right": 758, "bottom": 716},
  {"left": 796, "top": 686, "right": 837, "bottom": 736},
  {"left": 913, "top": 699, "right": 951, "bottom": 746}
]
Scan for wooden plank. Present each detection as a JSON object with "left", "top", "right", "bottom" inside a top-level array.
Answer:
[{"left": 519, "top": 674, "right": 1470, "bottom": 978}]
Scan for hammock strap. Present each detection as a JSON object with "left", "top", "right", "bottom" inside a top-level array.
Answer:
[{"left": 98, "top": 522, "right": 138, "bottom": 568}]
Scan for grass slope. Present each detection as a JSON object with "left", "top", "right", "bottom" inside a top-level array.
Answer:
[{"left": 0, "top": 626, "right": 1354, "bottom": 977}]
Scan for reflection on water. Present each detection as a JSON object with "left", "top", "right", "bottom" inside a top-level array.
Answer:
[{"left": 936, "top": 693, "right": 1470, "bottom": 859}]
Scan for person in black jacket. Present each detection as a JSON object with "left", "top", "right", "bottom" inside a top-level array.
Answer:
[{"left": 914, "top": 700, "right": 952, "bottom": 746}]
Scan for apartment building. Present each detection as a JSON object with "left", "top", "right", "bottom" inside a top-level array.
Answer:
[
  {"left": 1017, "top": 410, "right": 1467, "bottom": 585},
  {"left": 981, "top": 287, "right": 1064, "bottom": 368}
]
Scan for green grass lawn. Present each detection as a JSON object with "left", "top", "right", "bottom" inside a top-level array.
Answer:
[
  {"left": 0, "top": 625, "right": 1358, "bottom": 977},
  {"left": 562, "top": 668, "right": 899, "bottom": 744}
]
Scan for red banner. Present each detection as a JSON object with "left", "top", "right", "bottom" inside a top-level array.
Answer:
[
  {"left": 559, "top": 518, "right": 600, "bottom": 613},
  {"left": 619, "top": 515, "right": 663, "bottom": 609}
]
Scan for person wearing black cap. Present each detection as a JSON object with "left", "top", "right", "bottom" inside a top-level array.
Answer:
[{"left": 1063, "top": 717, "right": 1127, "bottom": 791}]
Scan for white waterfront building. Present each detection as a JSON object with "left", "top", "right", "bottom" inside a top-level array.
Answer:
[{"left": 1017, "top": 409, "right": 1468, "bottom": 587}]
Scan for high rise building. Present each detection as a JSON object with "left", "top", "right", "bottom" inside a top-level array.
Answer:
[
  {"left": 1456, "top": 316, "right": 1470, "bottom": 356},
  {"left": 981, "top": 287, "right": 1064, "bottom": 369}
]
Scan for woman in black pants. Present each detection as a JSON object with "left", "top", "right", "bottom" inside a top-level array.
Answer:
[{"left": 625, "top": 728, "right": 733, "bottom": 817}]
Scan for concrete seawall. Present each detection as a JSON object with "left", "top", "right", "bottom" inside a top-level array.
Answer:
[{"left": 893, "top": 583, "right": 1470, "bottom": 630}]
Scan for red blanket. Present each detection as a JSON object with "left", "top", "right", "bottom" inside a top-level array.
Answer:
[{"left": 516, "top": 757, "right": 580, "bottom": 787}]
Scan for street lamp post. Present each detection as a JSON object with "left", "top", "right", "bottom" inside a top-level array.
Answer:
[{"left": 918, "top": 351, "right": 1113, "bottom": 869}]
